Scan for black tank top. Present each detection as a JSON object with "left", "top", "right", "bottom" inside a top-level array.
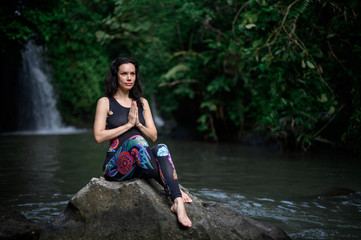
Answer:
[
  {"left": 103, "top": 96, "right": 146, "bottom": 171},
  {"left": 106, "top": 96, "right": 146, "bottom": 146}
]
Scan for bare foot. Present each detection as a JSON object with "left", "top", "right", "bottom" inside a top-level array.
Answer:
[
  {"left": 181, "top": 189, "right": 192, "bottom": 203},
  {"left": 164, "top": 188, "right": 192, "bottom": 203},
  {"left": 171, "top": 197, "right": 192, "bottom": 227}
]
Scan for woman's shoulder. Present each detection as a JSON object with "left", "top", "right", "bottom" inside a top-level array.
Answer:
[
  {"left": 97, "top": 96, "right": 110, "bottom": 106},
  {"left": 140, "top": 97, "right": 150, "bottom": 107},
  {"left": 140, "top": 97, "right": 148, "bottom": 104}
]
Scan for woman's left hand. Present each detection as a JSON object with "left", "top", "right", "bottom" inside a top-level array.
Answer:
[
  {"left": 132, "top": 101, "right": 141, "bottom": 127},
  {"left": 128, "top": 101, "right": 138, "bottom": 126}
]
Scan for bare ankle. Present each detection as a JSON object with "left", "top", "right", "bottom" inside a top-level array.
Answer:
[{"left": 174, "top": 197, "right": 183, "bottom": 204}]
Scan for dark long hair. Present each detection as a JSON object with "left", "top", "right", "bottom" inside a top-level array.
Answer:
[{"left": 105, "top": 57, "right": 143, "bottom": 108}]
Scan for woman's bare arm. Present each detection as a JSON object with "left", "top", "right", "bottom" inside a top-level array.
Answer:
[{"left": 136, "top": 98, "right": 157, "bottom": 142}]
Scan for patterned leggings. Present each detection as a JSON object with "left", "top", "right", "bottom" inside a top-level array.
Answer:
[{"left": 103, "top": 135, "right": 182, "bottom": 201}]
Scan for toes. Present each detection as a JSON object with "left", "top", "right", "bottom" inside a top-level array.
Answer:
[{"left": 181, "top": 190, "right": 192, "bottom": 203}]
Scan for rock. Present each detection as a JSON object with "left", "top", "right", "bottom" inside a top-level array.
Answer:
[
  {"left": 39, "top": 178, "right": 290, "bottom": 240},
  {"left": 0, "top": 205, "right": 42, "bottom": 240}
]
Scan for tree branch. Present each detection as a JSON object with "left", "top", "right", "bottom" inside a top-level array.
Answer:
[
  {"left": 232, "top": 0, "right": 251, "bottom": 38},
  {"left": 158, "top": 79, "right": 198, "bottom": 87}
]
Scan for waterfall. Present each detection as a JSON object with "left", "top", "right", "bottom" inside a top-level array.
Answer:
[
  {"left": 17, "top": 40, "right": 77, "bottom": 134},
  {"left": 151, "top": 94, "right": 164, "bottom": 128}
]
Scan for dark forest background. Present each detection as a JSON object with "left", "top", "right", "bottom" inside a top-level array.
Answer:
[{"left": 1, "top": 0, "right": 360, "bottom": 154}]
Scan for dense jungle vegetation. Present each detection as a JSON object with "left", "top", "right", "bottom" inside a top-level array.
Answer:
[{"left": 1, "top": 0, "right": 360, "bottom": 153}]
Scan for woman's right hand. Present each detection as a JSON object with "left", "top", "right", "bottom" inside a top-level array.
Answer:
[
  {"left": 128, "top": 101, "right": 138, "bottom": 126},
  {"left": 94, "top": 97, "right": 136, "bottom": 144}
]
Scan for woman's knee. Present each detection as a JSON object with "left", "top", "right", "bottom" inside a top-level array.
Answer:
[{"left": 152, "top": 143, "right": 170, "bottom": 157}]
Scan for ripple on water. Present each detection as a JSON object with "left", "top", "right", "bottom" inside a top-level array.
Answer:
[
  {"left": 256, "top": 197, "right": 275, "bottom": 202},
  {"left": 13, "top": 193, "right": 74, "bottom": 222},
  {"left": 16, "top": 201, "right": 68, "bottom": 222},
  {"left": 190, "top": 188, "right": 361, "bottom": 240}
]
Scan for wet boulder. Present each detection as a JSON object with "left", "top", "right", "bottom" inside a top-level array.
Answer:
[{"left": 39, "top": 178, "right": 290, "bottom": 240}]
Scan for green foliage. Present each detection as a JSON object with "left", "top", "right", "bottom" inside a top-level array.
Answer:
[
  {"left": 44, "top": 0, "right": 110, "bottom": 125},
  {"left": 95, "top": 0, "right": 361, "bottom": 151},
  {"left": 3, "top": 0, "right": 361, "bottom": 153},
  {"left": 0, "top": 1, "right": 57, "bottom": 51}
]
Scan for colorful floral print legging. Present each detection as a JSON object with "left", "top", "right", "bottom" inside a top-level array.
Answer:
[{"left": 103, "top": 135, "right": 182, "bottom": 201}]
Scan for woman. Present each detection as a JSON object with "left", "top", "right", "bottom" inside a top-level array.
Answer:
[{"left": 93, "top": 57, "right": 192, "bottom": 227}]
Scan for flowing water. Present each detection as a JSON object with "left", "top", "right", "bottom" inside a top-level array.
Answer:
[
  {"left": 0, "top": 132, "right": 360, "bottom": 240},
  {"left": 16, "top": 40, "right": 77, "bottom": 134}
]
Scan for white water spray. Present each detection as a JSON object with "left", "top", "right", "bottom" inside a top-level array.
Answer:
[
  {"left": 151, "top": 94, "right": 164, "bottom": 128},
  {"left": 16, "top": 40, "right": 79, "bottom": 134}
]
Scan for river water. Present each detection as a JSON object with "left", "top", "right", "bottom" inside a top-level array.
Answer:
[{"left": 0, "top": 131, "right": 360, "bottom": 239}]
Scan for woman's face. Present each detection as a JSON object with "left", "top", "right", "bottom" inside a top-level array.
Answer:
[{"left": 117, "top": 63, "right": 136, "bottom": 91}]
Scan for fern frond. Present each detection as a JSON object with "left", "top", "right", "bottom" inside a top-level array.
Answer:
[{"left": 289, "top": 0, "right": 312, "bottom": 21}]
